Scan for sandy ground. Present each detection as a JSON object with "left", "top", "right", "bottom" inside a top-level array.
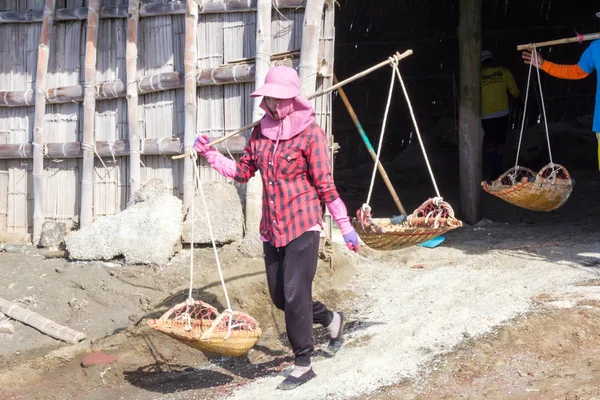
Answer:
[{"left": 0, "top": 129, "right": 599, "bottom": 399}]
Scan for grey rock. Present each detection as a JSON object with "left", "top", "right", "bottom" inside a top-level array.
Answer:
[
  {"left": 39, "top": 221, "right": 67, "bottom": 248},
  {"left": 182, "top": 181, "right": 244, "bottom": 245},
  {"left": 64, "top": 179, "right": 183, "bottom": 265}
]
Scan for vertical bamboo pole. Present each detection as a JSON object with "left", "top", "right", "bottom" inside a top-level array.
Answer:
[
  {"left": 80, "top": 0, "right": 100, "bottom": 228},
  {"left": 458, "top": 0, "right": 482, "bottom": 224},
  {"left": 32, "top": 0, "right": 56, "bottom": 243},
  {"left": 126, "top": 0, "right": 141, "bottom": 197},
  {"left": 298, "top": 0, "right": 325, "bottom": 98},
  {"left": 253, "top": 0, "right": 271, "bottom": 112},
  {"left": 182, "top": 0, "right": 198, "bottom": 211},
  {"left": 242, "top": 0, "right": 271, "bottom": 254}
]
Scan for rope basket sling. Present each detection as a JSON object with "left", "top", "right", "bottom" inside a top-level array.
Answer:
[
  {"left": 481, "top": 163, "right": 573, "bottom": 212},
  {"left": 350, "top": 55, "right": 462, "bottom": 251},
  {"left": 481, "top": 43, "right": 573, "bottom": 212},
  {"left": 147, "top": 299, "right": 262, "bottom": 357},
  {"left": 148, "top": 152, "right": 261, "bottom": 357},
  {"left": 354, "top": 197, "right": 463, "bottom": 251}
]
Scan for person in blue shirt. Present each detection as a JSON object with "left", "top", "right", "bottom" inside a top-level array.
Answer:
[{"left": 522, "top": 15, "right": 600, "bottom": 171}]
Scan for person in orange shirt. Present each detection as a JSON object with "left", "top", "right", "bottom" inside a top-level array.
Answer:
[
  {"left": 481, "top": 50, "right": 522, "bottom": 179},
  {"left": 522, "top": 28, "right": 600, "bottom": 171}
]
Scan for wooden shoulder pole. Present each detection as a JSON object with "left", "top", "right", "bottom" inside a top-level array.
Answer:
[
  {"left": 32, "top": 0, "right": 56, "bottom": 243},
  {"left": 171, "top": 50, "right": 414, "bottom": 160},
  {"left": 517, "top": 32, "right": 600, "bottom": 51}
]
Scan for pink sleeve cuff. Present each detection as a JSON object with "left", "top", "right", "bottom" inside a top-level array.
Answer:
[
  {"left": 205, "top": 150, "right": 237, "bottom": 179},
  {"left": 326, "top": 197, "right": 354, "bottom": 235}
]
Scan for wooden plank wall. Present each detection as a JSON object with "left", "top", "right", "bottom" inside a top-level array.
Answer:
[{"left": 0, "top": 0, "right": 334, "bottom": 240}]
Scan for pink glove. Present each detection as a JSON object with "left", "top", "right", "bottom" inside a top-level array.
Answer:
[
  {"left": 327, "top": 197, "right": 360, "bottom": 253},
  {"left": 193, "top": 135, "right": 237, "bottom": 179},
  {"left": 194, "top": 135, "right": 216, "bottom": 156}
]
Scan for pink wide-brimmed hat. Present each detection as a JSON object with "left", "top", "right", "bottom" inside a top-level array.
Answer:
[{"left": 250, "top": 66, "right": 301, "bottom": 99}]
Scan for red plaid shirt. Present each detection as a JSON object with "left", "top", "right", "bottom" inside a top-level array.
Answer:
[{"left": 234, "top": 122, "right": 339, "bottom": 247}]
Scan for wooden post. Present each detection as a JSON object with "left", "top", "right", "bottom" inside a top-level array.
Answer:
[
  {"left": 80, "top": 0, "right": 100, "bottom": 229},
  {"left": 0, "top": 171, "right": 7, "bottom": 231},
  {"left": 182, "top": 0, "right": 199, "bottom": 212},
  {"left": 126, "top": 0, "right": 141, "bottom": 197},
  {"left": 242, "top": 0, "right": 272, "bottom": 254},
  {"left": 299, "top": 0, "right": 325, "bottom": 97},
  {"left": 31, "top": 0, "right": 56, "bottom": 244},
  {"left": 0, "top": 56, "right": 301, "bottom": 108},
  {"left": 457, "top": 0, "right": 482, "bottom": 224}
]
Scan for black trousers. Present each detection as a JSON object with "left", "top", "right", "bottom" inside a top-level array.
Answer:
[
  {"left": 263, "top": 231, "right": 333, "bottom": 366},
  {"left": 482, "top": 116, "right": 509, "bottom": 178}
]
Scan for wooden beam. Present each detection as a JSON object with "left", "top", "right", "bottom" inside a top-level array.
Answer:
[
  {"left": 0, "top": 57, "right": 301, "bottom": 108},
  {"left": 0, "top": 297, "right": 86, "bottom": 344},
  {"left": 127, "top": 0, "right": 141, "bottom": 196},
  {"left": 182, "top": 0, "right": 198, "bottom": 212},
  {"left": 80, "top": 0, "right": 100, "bottom": 229},
  {"left": 0, "top": 137, "right": 246, "bottom": 159},
  {"left": 32, "top": 0, "right": 56, "bottom": 244},
  {"left": 0, "top": 1, "right": 306, "bottom": 24}
]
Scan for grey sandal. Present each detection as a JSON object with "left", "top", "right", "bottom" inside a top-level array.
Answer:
[
  {"left": 326, "top": 311, "right": 346, "bottom": 355},
  {"left": 277, "top": 368, "right": 316, "bottom": 390}
]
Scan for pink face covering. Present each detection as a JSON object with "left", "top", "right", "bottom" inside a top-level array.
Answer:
[{"left": 259, "top": 95, "right": 315, "bottom": 140}]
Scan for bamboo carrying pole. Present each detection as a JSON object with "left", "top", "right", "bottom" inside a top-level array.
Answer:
[
  {"left": 80, "top": 0, "right": 100, "bottom": 229},
  {"left": 517, "top": 32, "right": 600, "bottom": 51},
  {"left": 126, "top": 0, "right": 141, "bottom": 197},
  {"left": 333, "top": 75, "right": 407, "bottom": 216},
  {"left": 172, "top": 50, "right": 414, "bottom": 159},
  {"left": 31, "top": 0, "right": 56, "bottom": 244},
  {"left": 0, "top": 297, "right": 86, "bottom": 344},
  {"left": 182, "top": 0, "right": 199, "bottom": 211}
]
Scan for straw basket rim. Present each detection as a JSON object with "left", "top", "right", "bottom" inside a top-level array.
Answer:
[
  {"left": 354, "top": 217, "right": 462, "bottom": 250},
  {"left": 147, "top": 299, "right": 262, "bottom": 357},
  {"left": 481, "top": 164, "right": 574, "bottom": 212}
]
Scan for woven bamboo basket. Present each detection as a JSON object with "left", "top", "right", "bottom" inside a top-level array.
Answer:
[
  {"left": 353, "top": 197, "right": 463, "bottom": 251},
  {"left": 481, "top": 163, "right": 574, "bottom": 212},
  {"left": 147, "top": 299, "right": 261, "bottom": 357}
]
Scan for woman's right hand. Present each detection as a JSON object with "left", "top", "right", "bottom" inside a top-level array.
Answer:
[
  {"left": 194, "top": 135, "right": 213, "bottom": 155},
  {"left": 522, "top": 50, "right": 544, "bottom": 68}
]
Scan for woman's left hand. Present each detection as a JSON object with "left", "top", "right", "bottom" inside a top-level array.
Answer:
[{"left": 343, "top": 230, "right": 360, "bottom": 253}]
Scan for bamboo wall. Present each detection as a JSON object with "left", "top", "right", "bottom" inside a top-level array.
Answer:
[{"left": 0, "top": 0, "right": 335, "bottom": 242}]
